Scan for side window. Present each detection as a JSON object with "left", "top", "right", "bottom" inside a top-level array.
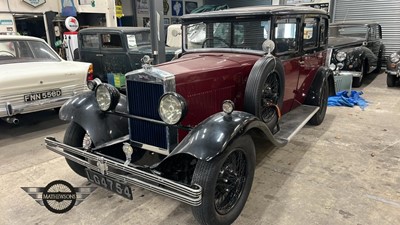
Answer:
[
  {"left": 369, "top": 26, "right": 377, "bottom": 41},
  {"left": 274, "top": 18, "right": 298, "bottom": 54},
  {"left": 81, "top": 34, "right": 99, "bottom": 48},
  {"left": 319, "top": 18, "right": 328, "bottom": 46},
  {"left": 303, "top": 17, "right": 319, "bottom": 49},
  {"left": 101, "top": 34, "right": 123, "bottom": 48}
]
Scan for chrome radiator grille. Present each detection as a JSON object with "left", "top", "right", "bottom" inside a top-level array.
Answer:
[{"left": 127, "top": 80, "right": 168, "bottom": 149}]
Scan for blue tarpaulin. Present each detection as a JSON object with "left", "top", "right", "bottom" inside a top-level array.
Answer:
[{"left": 328, "top": 91, "right": 368, "bottom": 110}]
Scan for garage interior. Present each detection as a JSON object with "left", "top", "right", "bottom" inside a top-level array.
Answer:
[{"left": 0, "top": 0, "right": 399, "bottom": 225}]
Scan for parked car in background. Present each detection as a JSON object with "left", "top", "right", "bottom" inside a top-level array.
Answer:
[
  {"left": 328, "top": 21, "right": 385, "bottom": 87},
  {"left": 0, "top": 35, "right": 92, "bottom": 124},
  {"left": 77, "top": 27, "right": 177, "bottom": 90},
  {"left": 45, "top": 6, "right": 335, "bottom": 225},
  {"left": 386, "top": 50, "right": 400, "bottom": 87}
]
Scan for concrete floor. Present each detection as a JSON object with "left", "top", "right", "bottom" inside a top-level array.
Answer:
[{"left": 0, "top": 72, "right": 399, "bottom": 225}]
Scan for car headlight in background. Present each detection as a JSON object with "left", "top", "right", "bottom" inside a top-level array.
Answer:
[
  {"left": 158, "top": 93, "right": 187, "bottom": 125},
  {"left": 95, "top": 84, "right": 120, "bottom": 111},
  {"left": 335, "top": 51, "right": 347, "bottom": 62},
  {"left": 390, "top": 52, "right": 400, "bottom": 63}
]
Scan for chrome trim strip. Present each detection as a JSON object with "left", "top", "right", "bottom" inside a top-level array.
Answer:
[
  {"left": 286, "top": 106, "right": 320, "bottom": 142},
  {"left": 335, "top": 70, "right": 362, "bottom": 77},
  {"left": 45, "top": 137, "right": 202, "bottom": 206},
  {"left": 130, "top": 141, "right": 169, "bottom": 155},
  {"left": 325, "top": 48, "right": 333, "bottom": 66}
]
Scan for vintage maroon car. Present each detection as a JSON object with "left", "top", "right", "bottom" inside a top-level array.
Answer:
[{"left": 45, "top": 6, "right": 334, "bottom": 225}]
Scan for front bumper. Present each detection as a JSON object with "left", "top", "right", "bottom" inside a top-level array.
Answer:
[
  {"left": 0, "top": 96, "right": 70, "bottom": 117},
  {"left": 386, "top": 70, "right": 400, "bottom": 77},
  {"left": 333, "top": 70, "right": 362, "bottom": 78},
  {"left": 44, "top": 137, "right": 202, "bottom": 206}
]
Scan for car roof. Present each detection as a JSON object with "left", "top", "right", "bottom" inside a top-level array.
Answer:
[
  {"left": 181, "top": 5, "right": 327, "bottom": 20},
  {"left": 0, "top": 35, "right": 45, "bottom": 42},
  {"left": 79, "top": 27, "right": 150, "bottom": 34},
  {"left": 330, "top": 20, "right": 379, "bottom": 26}
]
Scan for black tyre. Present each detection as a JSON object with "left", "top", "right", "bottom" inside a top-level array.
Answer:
[
  {"left": 244, "top": 57, "right": 284, "bottom": 133},
  {"left": 387, "top": 74, "right": 397, "bottom": 87},
  {"left": 191, "top": 135, "right": 256, "bottom": 225},
  {"left": 352, "top": 61, "right": 366, "bottom": 88},
  {"left": 63, "top": 122, "right": 91, "bottom": 177},
  {"left": 308, "top": 79, "right": 329, "bottom": 126}
]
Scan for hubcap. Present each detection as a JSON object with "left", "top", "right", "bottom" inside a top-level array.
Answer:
[
  {"left": 214, "top": 150, "right": 247, "bottom": 215},
  {"left": 82, "top": 134, "right": 92, "bottom": 150}
]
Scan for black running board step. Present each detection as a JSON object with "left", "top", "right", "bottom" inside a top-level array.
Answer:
[{"left": 274, "top": 105, "right": 319, "bottom": 143}]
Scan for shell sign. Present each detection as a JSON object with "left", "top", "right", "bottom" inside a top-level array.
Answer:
[{"left": 23, "top": 0, "right": 46, "bottom": 8}]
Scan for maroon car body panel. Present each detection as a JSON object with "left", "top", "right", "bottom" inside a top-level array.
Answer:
[{"left": 157, "top": 50, "right": 324, "bottom": 140}]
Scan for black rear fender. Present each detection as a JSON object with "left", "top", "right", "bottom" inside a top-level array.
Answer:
[{"left": 305, "top": 66, "right": 335, "bottom": 106}]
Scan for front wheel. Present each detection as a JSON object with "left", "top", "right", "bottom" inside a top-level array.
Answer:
[
  {"left": 191, "top": 135, "right": 256, "bottom": 225},
  {"left": 63, "top": 122, "right": 92, "bottom": 177},
  {"left": 387, "top": 74, "right": 397, "bottom": 87}
]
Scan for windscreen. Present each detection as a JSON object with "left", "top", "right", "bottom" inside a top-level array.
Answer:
[{"left": 184, "top": 19, "right": 271, "bottom": 51}]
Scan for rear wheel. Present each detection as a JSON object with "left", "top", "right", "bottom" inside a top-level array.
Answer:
[
  {"left": 191, "top": 135, "right": 256, "bottom": 225},
  {"left": 387, "top": 74, "right": 397, "bottom": 87},
  {"left": 308, "top": 79, "right": 329, "bottom": 125},
  {"left": 63, "top": 122, "right": 91, "bottom": 177}
]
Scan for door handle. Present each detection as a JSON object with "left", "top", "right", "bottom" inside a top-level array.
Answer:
[{"left": 96, "top": 54, "right": 103, "bottom": 57}]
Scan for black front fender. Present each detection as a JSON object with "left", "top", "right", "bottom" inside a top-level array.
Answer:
[
  {"left": 59, "top": 91, "right": 129, "bottom": 146},
  {"left": 159, "top": 111, "right": 286, "bottom": 165}
]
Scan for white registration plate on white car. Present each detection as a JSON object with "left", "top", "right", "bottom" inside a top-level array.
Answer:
[{"left": 24, "top": 89, "right": 62, "bottom": 102}]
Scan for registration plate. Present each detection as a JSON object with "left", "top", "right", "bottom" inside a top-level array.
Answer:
[
  {"left": 24, "top": 89, "right": 62, "bottom": 102},
  {"left": 85, "top": 169, "right": 133, "bottom": 200}
]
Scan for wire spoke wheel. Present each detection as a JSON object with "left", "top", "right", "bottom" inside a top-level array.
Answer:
[
  {"left": 191, "top": 135, "right": 256, "bottom": 225},
  {"left": 260, "top": 73, "right": 280, "bottom": 123},
  {"left": 214, "top": 150, "right": 247, "bottom": 215}
]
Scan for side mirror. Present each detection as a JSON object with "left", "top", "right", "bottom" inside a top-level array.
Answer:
[{"left": 262, "top": 40, "right": 275, "bottom": 55}]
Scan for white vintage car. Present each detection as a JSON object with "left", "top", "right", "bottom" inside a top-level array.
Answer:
[{"left": 0, "top": 35, "right": 92, "bottom": 124}]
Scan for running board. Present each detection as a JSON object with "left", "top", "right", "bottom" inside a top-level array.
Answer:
[{"left": 274, "top": 105, "right": 319, "bottom": 142}]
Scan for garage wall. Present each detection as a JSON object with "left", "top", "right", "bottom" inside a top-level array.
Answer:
[
  {"left": 332, "top": 0, "right": 400, "bottom": 58},
  {"left": 204, "top": 0, "right": 272, "bottom": 7}
]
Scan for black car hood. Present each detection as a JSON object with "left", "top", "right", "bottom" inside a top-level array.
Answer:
[{"left": 328, "top": 36, "right": 366, "bottom": 49}]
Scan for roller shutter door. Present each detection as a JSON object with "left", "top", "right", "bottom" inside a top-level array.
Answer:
[
  {"left": 333, "top": 0, "right": 400, "bottom": 58},
  {"left": 204, "top": 0, "right": 272, "bottom": 8}
]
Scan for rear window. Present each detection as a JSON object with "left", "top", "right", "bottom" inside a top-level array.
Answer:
[{"left": 101, "top": 34, "right": 123, "bottom": 48}]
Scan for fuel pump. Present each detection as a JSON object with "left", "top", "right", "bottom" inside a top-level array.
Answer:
[{"left": 63, "top": 16, "right": 79, "bottom": 61}]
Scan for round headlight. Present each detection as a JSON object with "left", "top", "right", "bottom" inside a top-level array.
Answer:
[
  {"left": 95, "top": 84, "right": 120, "bottom": 111},
  {"left": 158, "top": 93, "right": 187, "bottom": 125},
  {"left": 390, "top": 52, "right": 400, "bottom": 63},
  {"left": 335, "top": 52, "right": 347, "bottom": 62}
]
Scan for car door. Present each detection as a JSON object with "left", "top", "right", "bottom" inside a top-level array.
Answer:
[
  {"left": 294, "top": 16, "right": 327, "bottom": 107},
  {"left": 273, "top": 16, "right": 301, "bottom": 114},
  {"left": 79, "top": 33, "right": 104, "bottom": 80}
]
